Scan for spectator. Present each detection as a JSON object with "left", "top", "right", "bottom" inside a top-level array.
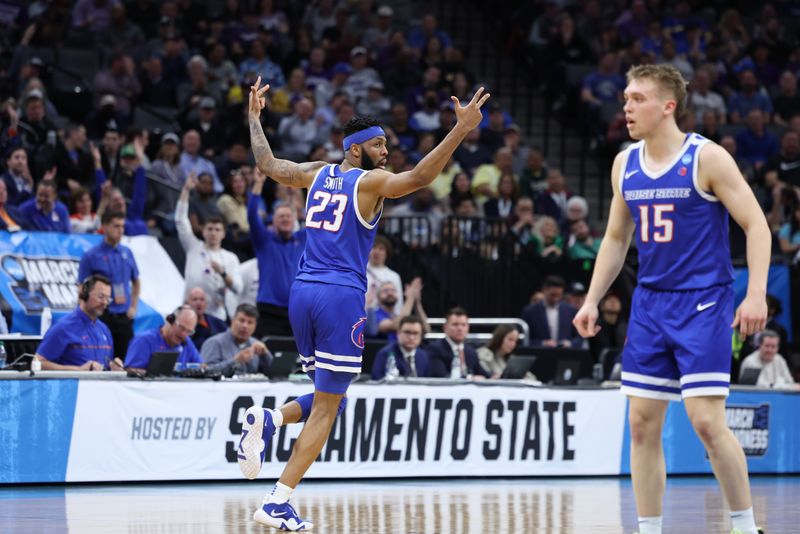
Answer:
[
  {"left": 271, "top": 68, "right": 310, "bottom": 115},
  {"left": 177, "top": 56, "right": 222, "bottom": 115},
  {"left": 249, "top": 168, "right": 306, "bottom": 338},
  {"left": 344, "top": 46, "right": 381, "bottom": 102},
  {"left": 521, "top": 275, "right": 581, "bottom": 347},
  {"left": 148, "top": 132, "right": 185, "bottom": 226},
  {"left": 535, "top": 168, "right": 573, "bottom": 223},
  {"left": 371, "top": 315, "right": 430, "bottom": 380},
  {"left": 568, "top": 219, "right": 601, "bottom": 259},
  {"left": 17, "top": 90, "right": 58, "bottom": 179},
  {"left": 764, "top": 130, "right": 800, "bottom": 188},
  {"left": 184, "top": 97, "right": 226, "bottom": 158},
  {"left": 773, "top": 71, "right": 800, "bottom": 126},
  {"left": 409, "top": 89, "right": 442, "bottom": 133},
  {"left": 426, "top": 307, "right": 490, "bottom": 379},
  {"left": 356, "top": 82, "right": 391, "bottom": 123},
  {"left": 180, "top": 130, "right": 223, "bottom": 193},
  {"left": 478, "top": 104, "right": 512, "bottom": 152},
  {"left": 78, "top": 210, "right": 141, "bottom": 357},
  {"left": 98, "top": 4, "right": 145, "bottom": 50},
  {"left": 483, "top": 172, "right": 519, "bottom": 220},
  {"left": 509, "top": 197, "right": 537, "bottom": 247},
  {"left": 699, "top": 110, "right": 722, "bottom": 143},
  {"left": 2, "top": 147, "right": 34, "bottom": 206},
  {"left": 206, "top": 42, "right": 239, "bottom": 98},
  {"left": 98, "top": 127, "right": 122, "bottom": 179},
  {"left": 187, "top": 172, "right": 223, "bottom": 233},
  {"left": 202, "top": 303, "right": 271, "bottom": 376},
  {"left": 96, "top": 141, "right": 149, "bottom": 236},
  {"left": 53, "top": 123, "right": 94, "bottom": 196},
  {"left": 739, "top": 330, "right": 797, "bottom": 389},
  {"left": 658, "top": 39, "right": 693, "bottom": 81},
  {"left": 367, "top": 277, "right": 429, "bottom": 341},
  {"left": 407, "top": 13, "right": 452, "bottom": 51},
  {"left": 454, "top": 128, "right": 491, "bottom": 174},
  {"left": 20, "top": 179, "right": 70, "bottom": 233},
  {"left": 86, "top": 95, "right": 128, "bottom": 142},
  {"left": 73, "top": 0, "right": 118, "bottom": 32},
  {"left": 564, "top": 282, "right": 587, "bottom": 311},
  {"left": 69, "top": 187, "right": 100, "bottom": 233},
  {"left": 532, "top": 215, "right": 564, "bottom": 260},
  {"left": 445, "top": 171, "right": 474, "bottom": 214},
  {"left": 217, "top": 169, "right": 250, "bottom": 237},
  {"left": 93, "top": 51, "right": 141, "bottom": 118},
  {"left": 124, "top": 305, "right": 203, "bottom": 372},
  {"left": 727, "top": 69, "right": 772, "bottom": 124},
  {"left": 366, "top": 235, "right": 403, "bottom": 314},
  {"left": 278, "top": 97, "right": 323, "bottom": 161},
  {"left": 519, "top": 147, "right": 549, "bottom": 198},
  {"left": 581, "top": 52, "right": 625, "bottom": 109},
  {"left": 176, "top": 177, "right": 242, "bottom": 321},
  {"left": 239, "top": 39, "right": 286, "bottom": 88},
  {"left": 36, "top": 274, "right": 119, "bottom": 371},
  {"left": 504, "top": 123, "right": 529, "bottom": 177},
  {"left": 719, "top": 135, "right": 755, "bottom": 184},
  {"left": 0, "top": 179, "right": 23, "bottom": 232},
  {"left": 735, "top": 109, "right": 779, "bottom": 168},
  {"left": 588, "top": 293, "right": 627, "bottom": 361},
  {"left": 477, "top": 324, "right": 521, "bottom": 379},
  {"left": 140, "top": 55, "right": 179, "bottom": 108},
  {"left": 471, "top": 147, "right": 515, "bottom": 202},
  {"left": 690, "top": 68, "right": 727, "bottom": 124},
  {"left": 236, "top": 258, "right": 259, "bottom": 311},
  {"left": 185, "top": 286, "right": 227, "bottom": 350}
]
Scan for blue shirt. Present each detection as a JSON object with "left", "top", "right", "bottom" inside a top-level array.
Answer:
[
  {"left": 582, "top": 72, "right": 625, "bottom": 103},
  {"left": 78, "top": 241, "right": 140, "bottom": 314},
  {"left": 124, "top": 326, "right": 202, "bottom": 369},
  {"left": 36, "top": 308, "right": 113, "bottom": 367},
  {"left": 620, "top": 133, "right": 733, "bottom": 290},
  {"left": 248, "top": 193, "right": 306, "bottom": 307},
  {"left": 95, "top": 167, "right": 148, "bottom": 236},
  {"left": 296, "top": 164, "right": 382, "bottom": 292},
  {"left": 734, "top": 129, "right": 779, "bottom": 166},
  {"left": 19, "top": 199, "right": 70, "bottom": 233},
  {"left": 728, "top": 91, "right": 773, "bottom": 119}
]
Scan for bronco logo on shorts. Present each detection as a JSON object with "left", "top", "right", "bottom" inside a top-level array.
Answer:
[{"left": 351, "top": 317, "right": 366, "bottom": 349}]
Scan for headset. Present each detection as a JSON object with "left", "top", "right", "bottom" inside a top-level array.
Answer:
[
  {"left": 78, "top": 274, "right": 112, "bottom": 301},
  {"left": 165, "top": 304, "right": 193, "bottom": 325}
]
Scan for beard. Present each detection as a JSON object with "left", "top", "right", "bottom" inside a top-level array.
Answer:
[
  {"left": 360, "top": 149, "right": 379, "bottom": 171},
  {"left": 381, "top": 297, "right": 397, "bottom": 308}
]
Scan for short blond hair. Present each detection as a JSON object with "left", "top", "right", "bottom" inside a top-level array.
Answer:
[{"left": 626, "top": 64, "right": 688, "bottom": 119}]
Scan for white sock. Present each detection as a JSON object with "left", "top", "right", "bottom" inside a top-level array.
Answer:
[
  {"left": 266, "top": 482, "right": 294, "bottom": 504},
  {"left": 637, "top": 516, "right": 662, "bottom": 534},
  {"left": 270, "top": 409, "right": 284, "bottom": 427},
  {"left": 730, "top": 507, "right": 757, "bottom": 533}
]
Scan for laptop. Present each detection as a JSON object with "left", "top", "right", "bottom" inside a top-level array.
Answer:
[
  {"left": 269, "top": 351, "right": 299, "bottom": 379},
  {"left": 146, "top": 351, "right": 180, "bottom": 377},
  {"left": 739, "top": 367, "right": 761, "bottom": 386},
  {"left": 500, "top": 355, "right": 537, "bottom": 379},
  {"left": 553, "top": 358, "right": 582, "bottom": 385}
]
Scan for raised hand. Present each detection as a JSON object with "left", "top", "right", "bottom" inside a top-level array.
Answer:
[
  {"left": 452, "top": 87, "right": 491, "bottom": 131},
  {"left": 249, "top": 76, "right": 270, "bottom": 119},
  {"left": 184, "top": 172, "right": 198, "bottom": 191}
]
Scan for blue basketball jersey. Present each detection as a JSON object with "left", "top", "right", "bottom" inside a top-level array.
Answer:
[
  {"left": 620, "top": 133, "right": 733, "bottom": 290},
  {"left": 296, "top": 164, "right": 382, "bottom": 292}
]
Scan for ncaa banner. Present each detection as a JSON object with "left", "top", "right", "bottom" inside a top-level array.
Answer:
[
  {"left": 66, "top": 381, "right": 628, "bottom": 482},
  {"left": 0, "top": 231, "right": 184, "bottom": 334}
]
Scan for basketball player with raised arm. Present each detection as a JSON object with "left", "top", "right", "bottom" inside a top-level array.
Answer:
[
  {"left": 573, "top": 65, "right": 769, "bottom": 534},
  {"left": 237, "top": 75, "right": 489, "bottom": 531}
]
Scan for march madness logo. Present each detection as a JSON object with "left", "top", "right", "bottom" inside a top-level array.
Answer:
[
  {"left": 726, "top": 404, "right": 769, "bottom": 457},
  {"left": 0, "top": 253, "right": 80, "bottom": 312}
]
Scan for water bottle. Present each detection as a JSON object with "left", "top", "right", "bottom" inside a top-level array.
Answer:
[
  {"left": 40, "top": 307, "right": 52, "bottom": 335},
  {"left": 0, "top": 341, "right": 6, "bottom": 369},
  {"left": 386, "top": 353, "right": 399, "bottom": 380},
  {"left": 31, "top": 356, "right": 41, "bottom": 372}
]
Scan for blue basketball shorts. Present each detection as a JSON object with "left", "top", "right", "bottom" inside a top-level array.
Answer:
[
  {"left": 288, "top": 280, "right": 366, "bottom": 395},
  {"left": 621, "top": 284, "right": 734, "bottom": 401}
]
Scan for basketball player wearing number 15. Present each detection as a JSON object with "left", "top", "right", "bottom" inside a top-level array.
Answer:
[
  {"left": 239, "top": 75, "right": 490, "bottom": 531},
  {"left": 573, "top": 65, "right": 769, "bottom": 534}
]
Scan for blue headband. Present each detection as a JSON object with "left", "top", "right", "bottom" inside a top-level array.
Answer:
[{"left": 342, "top": 126, "right": 386, "bottom": 151}]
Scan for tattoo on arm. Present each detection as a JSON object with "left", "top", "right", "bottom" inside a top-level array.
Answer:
[{"left": 249, "top": 116, "right": 325, "bottom": 186}]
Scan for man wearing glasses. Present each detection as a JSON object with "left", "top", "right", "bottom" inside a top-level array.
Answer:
[
  {"left": 36, "top": 275, "right": 121, "bottom": 371},
  {"left": 124, "top": 305, "right": 203, "bottom": 373},
  {"left": 370, "top": 315, "right": 430, "bottom": 379}
]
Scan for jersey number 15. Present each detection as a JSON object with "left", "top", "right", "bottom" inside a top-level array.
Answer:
[
  {"left": 306, "top": 190, "right": 348, "bottom": 232},
  {"left": 638, "top": 204, "right": 674, "bottom": 243}
]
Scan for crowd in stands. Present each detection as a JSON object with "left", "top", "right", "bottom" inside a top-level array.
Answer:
[
  {"left": 0, "top": 1, "right": 796, "bottom": 384},
  {"left": 518, "top": 0, "right": 800, "bottom": 262}
]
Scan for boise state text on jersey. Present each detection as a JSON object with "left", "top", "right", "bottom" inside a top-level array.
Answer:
[
  {"left": 296, "top": 164, "right": 382, "bottom": 292},
  {"left": 620, "top": 133, "right": 734, "bottom": 290}
]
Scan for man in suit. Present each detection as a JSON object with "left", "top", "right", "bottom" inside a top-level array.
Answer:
[
  {"left": 522, "top": 275, "right": 582, "bottom": 347},
  {"left": 371, "top": 315, "right": 430, "bottom": 379},
  {"left": 426, "top": 307, "right": 490, "bottom": 379},
  {"left": 534, "top": 168, "right": 573, "bottom": 224}
]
